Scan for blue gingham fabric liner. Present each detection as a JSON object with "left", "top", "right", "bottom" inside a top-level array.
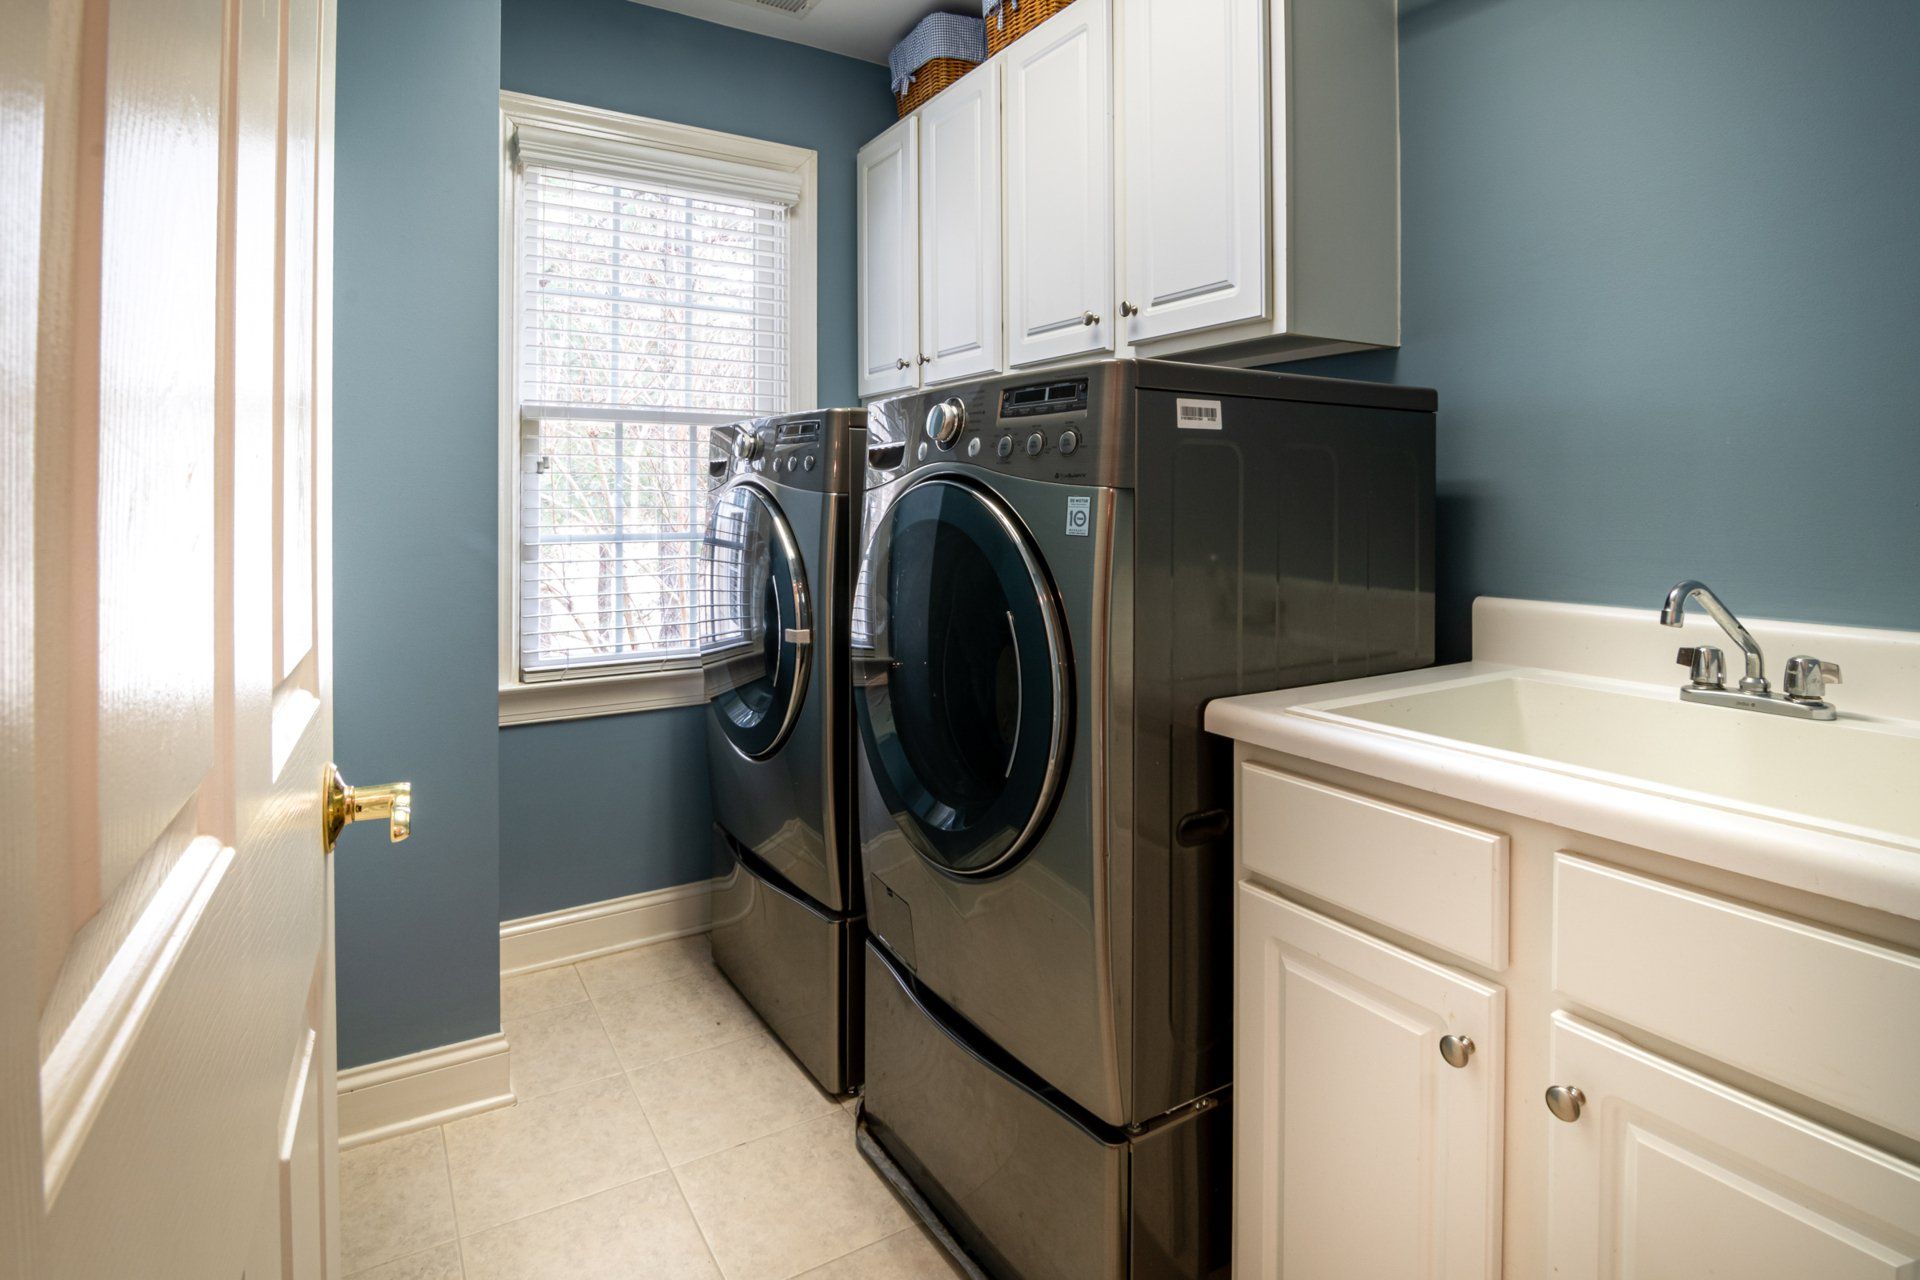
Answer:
[{"left": 889, "top": 12, "right": 986, "bottom": 96}]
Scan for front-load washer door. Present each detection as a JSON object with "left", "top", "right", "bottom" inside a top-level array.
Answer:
[
  {"left": 854, "top": 476, "right": 1072, "bottom": 877},
  {"left": 702, "top": 482, "right": 812, "bottom": 760}
]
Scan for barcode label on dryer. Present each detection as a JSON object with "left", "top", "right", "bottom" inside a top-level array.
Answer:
[{"left": 1176, "top": 398, "right": 1223, "bottom": 429}]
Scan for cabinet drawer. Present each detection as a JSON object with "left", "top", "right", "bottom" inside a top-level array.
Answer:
[
  {"left": 1554, "top": 854, "right": 1920, "bottom": 1143},
  {"left": 1239, "top": 764, "right": 1509, "bottom": 969}
]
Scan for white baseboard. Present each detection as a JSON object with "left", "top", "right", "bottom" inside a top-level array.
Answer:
[
  {"left": 499, "top": 877, "right": 722, "bottom": 977},
  {"left": 337, "top": 1031, "right": 514, "bottom": 1150}
]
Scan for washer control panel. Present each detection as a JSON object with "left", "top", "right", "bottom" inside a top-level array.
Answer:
[{"left": 866, "top": 370, "right": 1111, "bottom": 488}]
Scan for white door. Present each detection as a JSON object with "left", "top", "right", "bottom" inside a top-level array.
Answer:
[
  {"left": 1235, "top": 884, "right": 1504, "bottom": 1280},
  {"left": 917, "top": 61, "right": 1003, "bottom": 386},
  {"left": 1117, "top": 0, "right": 1268, "bottom": 343},
  {"left": 1004, "top": 0, "right": 1113, "bottom": 367},
  {"left": 0, "top": 0, "right": 384, "bottom": 1275},
  {"left": 856, "top": 117, "right": 920, "bottom": 399},
  {"left": 1546, "top": 1014, "right": 1920, "bottom": 1279}
]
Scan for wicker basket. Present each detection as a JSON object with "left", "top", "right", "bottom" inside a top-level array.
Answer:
[
  {"left": 985, "top": 0, "right": 1075, "bottom": 56},
  {"left": 897, "top": 56, "right": 976, "bottom": 117},
  {"left": 891, "top": 13, "right": 987, "bottom": 118}
]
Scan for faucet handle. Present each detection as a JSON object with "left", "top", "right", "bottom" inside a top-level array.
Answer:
[
  {"left": 1783, "top": 655, "right": 1841, "bottom": 703},
  {"left": 1677, "top": 646, "right": 1727, "bottom": 689}
]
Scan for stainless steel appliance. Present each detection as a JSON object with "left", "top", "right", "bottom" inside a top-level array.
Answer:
[
  {"left": 850, "top": 361, "right": 1436, "bottom": 1278},
  {"left": 700, "top": 408, "right": 866, "bottom": 1095}
]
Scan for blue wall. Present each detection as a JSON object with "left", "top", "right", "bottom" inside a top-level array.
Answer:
[
  {"left": 334, "top": 0, "right": 503, "bottom": 1068},
  {"left": 495, "top": 0, "right": 895, "bottom": 919},
  {"left": 1289, "top": 0, "right": 1920, "bottom": 660}
]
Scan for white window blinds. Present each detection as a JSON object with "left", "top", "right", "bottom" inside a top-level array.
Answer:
[{"left": 515, "top": 161, "right": 793, "bottom": 679}]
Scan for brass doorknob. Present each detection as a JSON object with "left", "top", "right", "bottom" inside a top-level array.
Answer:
[{"left": 321, "top": 763, "right": 412, "bottom": 854}]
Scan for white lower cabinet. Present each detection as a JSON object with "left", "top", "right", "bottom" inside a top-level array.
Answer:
[
  {"left": 1235, "top": 882, "right": 1504, "bottom": 1280},
  {"left": 1546, "top": 1014, "right": 1920, "bottom": 1278}
]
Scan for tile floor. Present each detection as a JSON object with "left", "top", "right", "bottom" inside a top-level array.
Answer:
[{"left": 339, "top": 935, "right": 965, "bottom": 1280}]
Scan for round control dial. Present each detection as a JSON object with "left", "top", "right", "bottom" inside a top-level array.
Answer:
[
  {"left": 924, "top": 398, "right": 967, "bottom": 450},
  {"left": 1025, "top": 432, "right": 1045, "bottom": 457},
  {"left": 734, "top": 430, "right": 761, "bottom": 462}
]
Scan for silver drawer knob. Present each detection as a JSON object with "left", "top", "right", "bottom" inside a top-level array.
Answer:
[
  {"left": 1545, "top": 1085, "right": 1586, "bottom": 1123},
  {"left": 1438, "top": 1034, "right": 1475, "bottom": 1069},
  {"left": 1082, "top": 310, "right": 1100, "bottom": 326}
]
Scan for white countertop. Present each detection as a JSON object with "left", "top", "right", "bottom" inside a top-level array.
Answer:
[{"left": 1205, "top": 598, "right": 1920, "bottom": 922}]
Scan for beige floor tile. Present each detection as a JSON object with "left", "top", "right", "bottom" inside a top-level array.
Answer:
[
  {"left": 339, "top": 1128, "right": 458, "bottom": 1274},
  {"left": 444, "top": 1073, "right": 667, "bottom": 1234},
  {"left": 593, "top": 964, "right": 761, "bottom": 1072},
  {"left": 576, "top": 935, "right": 713, "bottom": 1000},
  {"left": 501, "top": 998, "right": 622, "bottom": 1099},
  {"left": 629, "top": 1031, "right": 840, "bottom": 1166},
  {"left": 675, "top": 1109, "right": 912, "bottom": 1280},
  {"left": 346, "top": 1240, "right": 465, "bottom": 1280},
  {"left": 795, "top": 1227, "right": 967, "bottom": 1279},
  {"left": 460, "top": 1173, "right": 720, "bottom": 1280},
  {"left": 499, "top": 965, "right": 587, "bottom": 1020}
]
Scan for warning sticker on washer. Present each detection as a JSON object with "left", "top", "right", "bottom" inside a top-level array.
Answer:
[
  {"left": 1176, "top": 398, "right": 1223, "bottom": 429},
  {"left": 1065, "top": 495, "right": 1091, "bottom": 537}
]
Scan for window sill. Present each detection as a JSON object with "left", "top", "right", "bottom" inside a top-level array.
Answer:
[{"left": 498, "top": 668, "right": 706, "bottom": 727}]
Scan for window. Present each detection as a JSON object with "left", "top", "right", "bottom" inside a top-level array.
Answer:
[{"left": 499, "top": 94, "right": 817, "bottom": 724}]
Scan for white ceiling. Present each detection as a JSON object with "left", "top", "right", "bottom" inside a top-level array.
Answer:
[{"left": 632, "top": 0, "right": 956, "bottom": 66}]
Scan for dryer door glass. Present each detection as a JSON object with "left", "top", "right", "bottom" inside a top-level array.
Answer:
[
  {"left": 855, "top": 477, "right": 1071, "bottom": 877},
  {"left": 701, "top": 483, "right": 812, "bottom": 760}
]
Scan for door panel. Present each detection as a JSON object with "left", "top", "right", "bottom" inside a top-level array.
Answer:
[
  {"left": 1546, "top": 1014, "right": 1920, "bottom": 1280},
  {"left": 857, "top": 117, "right": 919, "bottom": 398},
  {"left": 701, "top": 483, "right": 813, "bottom": 761},
  {"left": 918, "top": 61, "right": 1002, "bottom": 385},
  {"left": 1118, "top": 0, "right": 1267, "bottom": 342},
  {"left": 1005, "top": 0, "right": 1113, "bottom": 367},
  {"left": 4, "top": 0, "right": 340, "bottom": 1273},
  {"left": 1235, "top": 884, "right": 1503, "bottom": 1280}
]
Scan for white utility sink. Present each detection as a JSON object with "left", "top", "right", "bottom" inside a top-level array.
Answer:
[{"left": 1294, "top": 670, "right": 1920, "bottom": 847}]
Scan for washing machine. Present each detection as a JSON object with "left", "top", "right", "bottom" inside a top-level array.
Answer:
[
  {"left": 849, "top": 360, "right": 1436, "bottom": 1278},
  {"left": 700, "top": 408, "right": 865, "bottom": 1095}
]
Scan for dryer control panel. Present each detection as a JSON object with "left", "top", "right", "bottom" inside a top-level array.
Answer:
[{"left": 867, "top": 372, "right": 1113, "bottom": 488}]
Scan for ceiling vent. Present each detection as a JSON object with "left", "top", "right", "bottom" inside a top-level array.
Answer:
[{"left": 728, "top": 0, "right": 821, "bottom": 15}]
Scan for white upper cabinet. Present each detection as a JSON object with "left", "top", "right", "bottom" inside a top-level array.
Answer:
[
  {"left": 1236, "top": 883, "right": 1504, "bottom": 1280},
  {"left": 1546, "top": 1015, "right": 1920, "bottom": 1279},
  {"left": 1003, "top": 0, "right": 1113, "bottom": 367},
  {"left": 857, "top": 116, "right": 919, "bottom": 399},
  {"left": 917, "top": 61, "right": 1003, "bottom": 385},
  {"left": 1117, "top": 0, "right": 1268, "bottom": 343}
]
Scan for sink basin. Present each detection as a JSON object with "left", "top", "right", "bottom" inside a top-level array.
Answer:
[{"left": 1296, "top": 671, "right": 1920, "bottom": 845}]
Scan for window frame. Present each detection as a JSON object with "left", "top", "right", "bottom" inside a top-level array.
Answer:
[{"left": 497, "top": 91, "right": 818, "bottom": 726}]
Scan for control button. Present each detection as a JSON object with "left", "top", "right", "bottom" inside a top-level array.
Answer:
[
  {"left": 802, "top": 454, "right": 816, "bottom": 472},
  {"left": 1025, "top": 432, "right": 1045, "bottom": 457},
  {"left": 925, "top": 398, "right": 967, "bottom": 450},
  {"left": 995, "top": 436, "right": 1014, "bottom": 460},
  {"left": 917, "top": 441, "right": 929, "bottom": 462},
  {"left": 966, "top": 437, "right": 982, "bottom": 458},
  {"left": 1058, "top": 430, "right": 1079, "bottom": 456}
]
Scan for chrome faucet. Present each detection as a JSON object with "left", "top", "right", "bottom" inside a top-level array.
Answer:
[{"left": 1658, "top": 579, "right": 1841, "bottom": 721}]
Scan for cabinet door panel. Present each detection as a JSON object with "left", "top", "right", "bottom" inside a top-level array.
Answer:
[
  {"left": 1118, "top": 0, "right": 1267, "bottom": 342},
  {"left": 1547, "top": 1015, "right": 1920, "bottom": 1280},
  {"left": 1004, "top": 0, "right": 1112, "bottom": 366},
  {"left": 857, "top": 117, "right": 918, "bottom": 398},
  {"left": 1236, "top": 883, "right": 1503, "bottom": 1280},
  {"left": 918, "top": 62, "right": 1003, "bottom": 385}
]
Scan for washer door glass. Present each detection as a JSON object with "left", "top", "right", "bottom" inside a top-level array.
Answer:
[
  {"left": 854, "top": 477, "right": 1071, "bottom": 877},
  {"left": 701, "top": 483, "right": 812, "bottom": 760}
]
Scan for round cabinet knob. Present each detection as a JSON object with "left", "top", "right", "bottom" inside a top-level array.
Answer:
[
  {"left": 734, "top": 431, "right": 761, "bottom": 462},
  {"left": 1545, "top": 1085, "right": 1587, "bottom": 1123},
  {"left": 1119, "top": 300, "right": 1138, "bottom": 318},
  {"left": 1438, "top": 1034, "right": 1475, "bottom": 1069},
  {"left": 925, "top": 398, "right": 967, "bottom": 449},
  {"left": 1082, "top": 311, "right": 1100, "bottom": 326},
  {"left": 895, "top": 357, "right": 911, "bottom": 370},
  {"left": 1025, "top": 431, "right": 1045, "bottom": 457}
]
